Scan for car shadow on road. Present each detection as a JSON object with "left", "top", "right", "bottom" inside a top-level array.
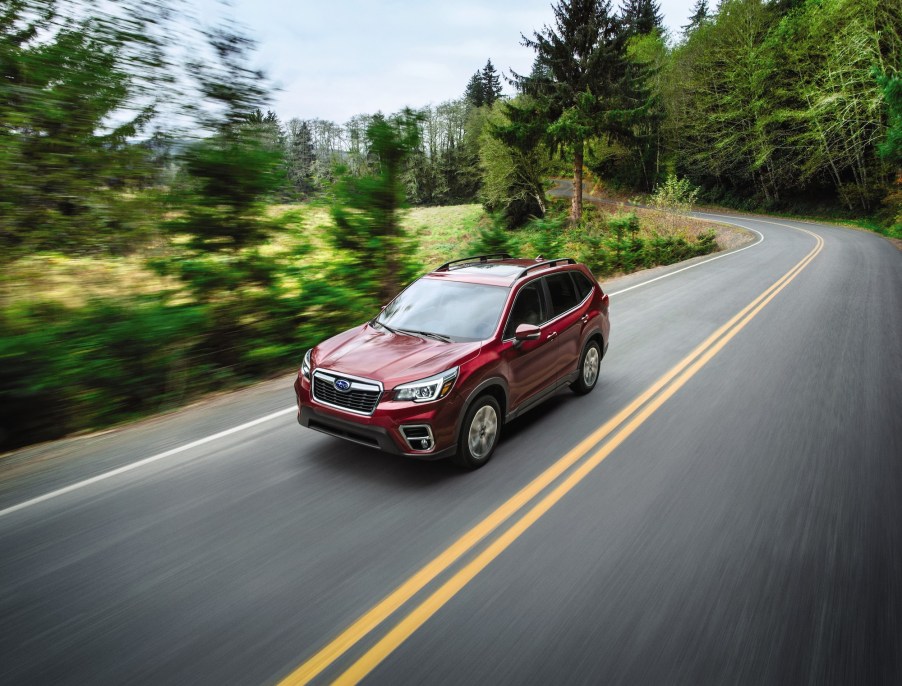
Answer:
[{"left": 298, "top": 389, "right": 583, "bottom": 488}]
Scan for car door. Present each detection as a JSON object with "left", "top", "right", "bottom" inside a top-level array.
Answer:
[
  {"left": 541, "top": 271, "right": 586, "bottom": 381},
  {"left": 500, "top": 279, "right": 559, "bottom": 410}
]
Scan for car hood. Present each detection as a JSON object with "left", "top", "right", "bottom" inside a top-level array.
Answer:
[{"left": 313, "top": 323, "right": 482, "bottom": 387}]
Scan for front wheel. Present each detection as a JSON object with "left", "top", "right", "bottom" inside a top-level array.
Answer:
[
  {"left": 571, "top": 339, "right": 601, "bottom": 395},
  {"left": 453, "top": 395, "right": 501, "bottom": 470}
]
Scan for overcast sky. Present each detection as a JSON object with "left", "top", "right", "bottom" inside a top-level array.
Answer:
[{"left": 214, "top": 0, "right": 695, "bottom": 124}]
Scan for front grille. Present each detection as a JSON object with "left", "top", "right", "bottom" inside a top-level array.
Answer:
[{"left": 312, "top": 370, "right": 382, "bottom": 415}]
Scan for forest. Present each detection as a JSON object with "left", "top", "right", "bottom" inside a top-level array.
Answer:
[{"left": 1, "top": 0, "right": 899, "bottom": 449}]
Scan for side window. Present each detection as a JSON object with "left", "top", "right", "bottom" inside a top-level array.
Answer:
[
  {"left": 504, "top": 282, "right": 545, "bottom": 339},
  {"left": 545, "top": 273, "right": 581, "bottom": 317},
  {"left": 571, "top": 271, "right": 594, "bottom": 301}
]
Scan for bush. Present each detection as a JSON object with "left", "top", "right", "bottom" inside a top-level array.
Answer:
[{"left": 0, "top": 298, "right": 206, "bottom": 449}]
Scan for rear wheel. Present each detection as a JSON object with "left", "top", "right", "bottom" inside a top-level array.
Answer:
[
  {"left": 571, "top": 339, "right": 601, "bottom": 395},
  {"left": 453, "top": 395, "right": 501, "bottom": 469}
]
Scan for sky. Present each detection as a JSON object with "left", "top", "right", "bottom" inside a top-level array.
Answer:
[{"left": 213, "top": 0, "right": 695, "bottom": 124}]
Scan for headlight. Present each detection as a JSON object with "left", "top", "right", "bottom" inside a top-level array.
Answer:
[
  {"left": 393, "top": 367, "right": 459, "bottom": 403},
  {"left": 301, "top": 349, "right": 312, "bottom": 380}
]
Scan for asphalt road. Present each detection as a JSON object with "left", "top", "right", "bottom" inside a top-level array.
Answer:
[{"left": 1, "top": 209, "right": 900, "bottom": 685}]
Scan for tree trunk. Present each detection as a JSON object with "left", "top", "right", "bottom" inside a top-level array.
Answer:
[{"left": 571, "top": 140, "right": 584, "bottom": 224}]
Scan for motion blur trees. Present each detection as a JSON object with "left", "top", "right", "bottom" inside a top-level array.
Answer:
[
  {"left": 0, "top": 0, "right": 163, "bottom": 256},
  {"left": 329, "top": 110, "right": 422, "bottom": 305}
]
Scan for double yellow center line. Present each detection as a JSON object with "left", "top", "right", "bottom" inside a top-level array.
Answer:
[{"left": 281, "top": 225, "right": 824, "bottom": 685}]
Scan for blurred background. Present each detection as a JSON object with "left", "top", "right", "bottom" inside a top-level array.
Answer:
[{"left": 1, "top": 0, "right": 899, "bottom": 451}]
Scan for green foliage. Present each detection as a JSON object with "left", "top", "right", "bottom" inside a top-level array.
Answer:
[
  {"left": 664, "top": 0, "right": 901, "bottom": 218},
  {"left": 875, "top": 69, "right": 902, "bottom": 167},
  {"left": 651, "top": 174, "right": 701, "bottom": 213},
  {"left": 509, "top": 0, "right": 627, "bottom": 222},
  {"left": 468, "top": 215, "right": 517, "bottom": 255},
  {"left": 523, "top": 215, "right": 567, "bottom": 258},
  {"left": 0, "top": 0, "right": 161, "bottom": 257},
  {"left": 481, "top": 99, "right": 552, "bottom": 228},
  {"left": 576, "top": 219, "right": 716, "bottom": 276},
  {"left": 328, "top": 110, "right": 422, "bottom": 305},
  {"left": 0, "top": 297, "right": 206, "bottom": 448}
]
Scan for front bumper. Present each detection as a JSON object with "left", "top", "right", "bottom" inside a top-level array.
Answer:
[{"left": 294, "top": 375, "right": 460, "bottom": 460}]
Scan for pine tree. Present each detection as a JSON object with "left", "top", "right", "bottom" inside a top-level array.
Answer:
[
  {"left": 508, "top": 0, "right": 626, "bottom": 223},
  {"left": 620, "top": 0, "right": 663, "bottom": 37},
  {"left": 681, "top": 0, "right": 709, "bottom": 36},
  {"left": 287, "top": 119, "right": 315, "bottom": 196},
  {"left": 465, "top": 71, "right": 485, "bottom": 107},
  {"left": 329, "top": 109, "right": 422, "bottom": 304},
  {"left": 615, "top": 0, "right": 666, "bottom": 190},
  {"left": 481, "top": 59, "right": 503, "bottom": 106}
]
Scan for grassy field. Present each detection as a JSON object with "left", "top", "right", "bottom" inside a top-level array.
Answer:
[{"left": 2, "top": 199, "right": 733, "bottom": 309}]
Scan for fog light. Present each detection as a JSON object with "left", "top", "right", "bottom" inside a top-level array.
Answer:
[{"left": 401, "top": 425, "right": 434, "bottom": 451}]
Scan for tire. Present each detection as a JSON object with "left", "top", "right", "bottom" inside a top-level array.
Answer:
[
  {"left": 453, "top": 395, "right": 501, "bottom": 470},
  {"left": 570, "top": 339, "right": 601, "bottom": 395}
]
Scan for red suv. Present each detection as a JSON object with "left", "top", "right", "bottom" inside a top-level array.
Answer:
[{"left": 294, "top": 254, "right": 610, "bottom": 469}]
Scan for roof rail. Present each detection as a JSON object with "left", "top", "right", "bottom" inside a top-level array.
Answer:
[
  {"left": 516, "top": 257, "right": 576, "bottom": 279},
  {"left": 435, "top": 253, "right": 513, "bottom": 272}
]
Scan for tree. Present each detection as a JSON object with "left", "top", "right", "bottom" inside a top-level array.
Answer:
[
  {"left": 329, "top": 110, "right": 422, "bottom": 304},
  {"left": 620, "top": 0, "right": 664, "bottom": 37},
  {"left": 286, "top": 118, "right": 316, "bottom": 196},
  {"left": 481, "top": 98, "right": 553, "bottom": 227},
  {"left": 465, "top": 71, "right": 486, "bottom": 107},
  {"left": 681, "top": 0, "right": 710, "bottom": 37},
  {"left": 876, "top": 70, "right": 901, "bottom": 167},
  {"left": 612, "top": 0, "right": 666, "bottom": 190},
  {"left": 482, "top": 59, "right": 503, "bottom": 106},
  {"left": 510, "top": 0, "right": 626, "bottom": 223},
  {"left": 0, "top": 0, "right": 161, "bottom": 255}
]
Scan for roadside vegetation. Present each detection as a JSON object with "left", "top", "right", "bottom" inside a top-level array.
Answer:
[{"left": 1, "top": 0, "right": 899, "bottom": 450}]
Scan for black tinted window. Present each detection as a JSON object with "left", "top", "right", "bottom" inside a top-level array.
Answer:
[
  {"left": 545, "top": 273, "right": 580, "bottom": 316},
  {"left": 504, "top": 282, "right": 545, "bottom": 339},
  {"left": 572, "top": 271, "right": 594, "bottom": 301}
]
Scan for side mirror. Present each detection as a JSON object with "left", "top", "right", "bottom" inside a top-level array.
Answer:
[{"left": 514, "top": 323, "right": 541, "bottom": 343}]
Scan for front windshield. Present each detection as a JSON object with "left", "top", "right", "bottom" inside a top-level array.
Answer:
[{"left": 376, "top": 278, "right": 508, "bottom": 342}]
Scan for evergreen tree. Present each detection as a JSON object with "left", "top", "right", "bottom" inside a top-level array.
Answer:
[
  {"left": 613, "top": 0, "right": 666, "bottom": 190},
  {"left": 329, "top": 109, "right": 422, "bottom": 304},
  {"left": 620, "top": 0, "right": 664, "bottom": 37},
  {"left": 482, "top": 59, "right": 503, "bottom": 106},
  {"left": 287, "top": 119, "right": 315, "bottom": 196},
  {"left": 509, "top": 0, "right": 626, "bottom": 223},
  {"left": 465, "top": 71, "right": 485, "bottom": 107},
  {"left": 876, "top": 70, "right": 901, "bottom": 167},
  {"left": 681, "top": 0, "right": 709, "bottom": 36},
  {"left": 0, "top": 0, "right": 160, "bottom": 255}
]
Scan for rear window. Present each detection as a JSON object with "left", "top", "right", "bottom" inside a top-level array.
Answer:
[
  {"left": 545, "top": 273, "right": 581, "bottom": 316},
  {"left": 571, "top": 271, "right": 594, "bottom": 301}
]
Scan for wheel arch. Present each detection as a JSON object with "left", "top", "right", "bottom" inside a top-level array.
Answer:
[{"left": 456, "top": 378, "right": 508, "bottom": 442}]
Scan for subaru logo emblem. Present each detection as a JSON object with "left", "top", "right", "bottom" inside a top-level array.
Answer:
[{"left": 334, "top": 378, "right": 351, "bottom": 392}]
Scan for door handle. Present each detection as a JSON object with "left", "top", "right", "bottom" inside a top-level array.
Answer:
[
  {"left": 547, "top": 331, "right": 558, "bottom": 341},
  {"left": 581, "top": 314, "right": 589, "bottom": 324}
]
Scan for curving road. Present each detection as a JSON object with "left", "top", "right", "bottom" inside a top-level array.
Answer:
[{"left": 1, "top": 208, "right": 900, "bottom": 685}]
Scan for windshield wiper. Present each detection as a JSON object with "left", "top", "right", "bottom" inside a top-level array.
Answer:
[
  {"left": 372, "top": 318, "right": 400, "bottom": 335},
  {"left": 397, "top": 329, "right": 453, "bottom": 343}
]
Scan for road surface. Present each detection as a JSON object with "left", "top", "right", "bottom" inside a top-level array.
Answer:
[{"left": 1, "top": 208, "right": 900, "bottom": 685}]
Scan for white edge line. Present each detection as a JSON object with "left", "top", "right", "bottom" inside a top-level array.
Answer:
[
  {"left": 1, "top": 216, "right": 770, "bottom": 519},
  {"left": 608, "top": 220, "right": 764, "bottom": 296},
  {"left": 0, "top": 407, "right": 296, "bottom": 518}
]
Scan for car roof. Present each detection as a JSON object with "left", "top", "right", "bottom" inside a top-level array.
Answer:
[{"left": 425, "top": 256, "right": 582, "bottom": 287}]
